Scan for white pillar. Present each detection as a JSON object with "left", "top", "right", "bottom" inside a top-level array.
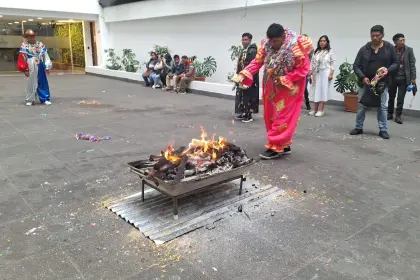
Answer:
[
  {"left": 68, "top": 23, "right": 74, "bottom": 72},
  {"left": 96, "top": 8, "right": 109, "bottom": 68},
  {"left": 82, "top": 21, "right": 93, "bottom": 67}
]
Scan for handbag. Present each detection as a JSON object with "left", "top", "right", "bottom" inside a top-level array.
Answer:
[
  {"left": 143, "top": 69, "right": 152, "bottom": 78},
  {"left": 359, "top": 82, "right": 384, "bottom": 108},
  {"left": 17, "top": 53, "right": 28, "bottom": 72}
]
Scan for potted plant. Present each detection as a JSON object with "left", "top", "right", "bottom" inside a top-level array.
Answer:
[
  {"left": 334, "top": 61, "right": 359, "bottom": 113},
  {"left": 227, "top": 45, "right": 243, "bottom": 81},
  {"left": 193, "top": 56, "right": 217, "bottom": 82},
  {"left": 149, "top": 45, "right": 170, "bottom": 56},
  {"left": 52, "top": 49, "right": 69, "bottom": 70},
  {"left": 121, "top": 49, "right": 139, "bottom": 72},
  {"left": 104, "top": 48, "right": 122, "bottom": 70}
]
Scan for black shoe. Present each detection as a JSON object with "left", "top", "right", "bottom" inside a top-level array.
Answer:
[
  {"left": 306, "top": 104, "right": 311, "bottom": 110},
  {"left": 350, "top": 128, "right": 363, "bottom": 135},
  {"left": 242, "top": 114, "right": 253, "bottom": 123},
  {"left": 395, "top": 116, "right": 403, "bottom": 124},
  {"left": 259, "top": 149, "right": 280, "bottom": 160},
  {"left": 280, "top": 146, "right": 292, "bottom": 155},
  {"left": 387, "top": 114, "right": 393, "bottom": 120},
  {"left": 379, "top": 131, "right": 390, "bottom": 139},
  {"left": 235, "top": 114, "right": 245, "bottom": 120}
]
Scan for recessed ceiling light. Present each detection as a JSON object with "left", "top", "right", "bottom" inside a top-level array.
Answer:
[
  {"left": 0, "top": 15, "right": 3, "bottom": 18},
  {"left": 22, "top": 20, "right": 27, "bottom": 23},
  {"left": 28, "top": 19, "right": 34, "bottom": 21},
  {"left": 14, "top": 21, "right": 19, "bottom": 24},
  {"left": 41, "top": 23, "right": 47, "bottom": 25},
  {"left": 37, "top": 17, "right": 43, "bottom": 19},
  {"left": 8, "top": 23, "right": 12, "bottom": 25}
]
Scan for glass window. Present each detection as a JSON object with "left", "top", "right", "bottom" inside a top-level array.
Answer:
[{"left": 0, "top": 21, "right": 23, "bottom": 36}]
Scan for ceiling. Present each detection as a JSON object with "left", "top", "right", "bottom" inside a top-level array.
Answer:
[
  {"left": 99, "top": 0, "right": 146, "bottom": 8},
  {"left": 0, "top": 15, "right": 81, "bottom": 24}
]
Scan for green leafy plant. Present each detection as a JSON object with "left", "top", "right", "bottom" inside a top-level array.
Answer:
[
  {"left": 334, "top": 61, "right": 359, "bottom": 95},
  {"left": 55, "top": 23, "right": 85, "bottom": 67},
  {"left": 194, "top": 56, "right": 217, "bottom": 78},
  {"left": 229, "top": 45, "right": 243, "bottom": 61},
  {"left": 149, "top": 45, "right": 170, "bottom": 56},
  {"left": 227, "top": 45, "right": 243, "bottom": 81},
  {"left": 104, "top": 48, "right": 122, "bottom": 70},
  {"left": 121, "top": 49, "right": 139, "bottom": 72}
]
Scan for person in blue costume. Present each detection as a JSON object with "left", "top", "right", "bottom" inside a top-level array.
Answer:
[{"left": 17, "top": 29, "right": 52, "bottom": 106}]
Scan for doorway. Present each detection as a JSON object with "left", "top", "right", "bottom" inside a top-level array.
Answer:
[{"left": 90, "top": 22, "right": 98, "bottom": 66}]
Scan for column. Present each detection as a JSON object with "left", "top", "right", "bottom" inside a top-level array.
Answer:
[{"left": 82, "top": 21, "right": 93, "bottom": 67}]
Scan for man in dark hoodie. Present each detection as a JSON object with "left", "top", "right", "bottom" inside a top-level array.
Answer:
[
  {"left": 234, "top": 32, "right": 259, "bottom": 123},
  {"left": 350, "top": 25, "right": 398, "bottom": 139}
]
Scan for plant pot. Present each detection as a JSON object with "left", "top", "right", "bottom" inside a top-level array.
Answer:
[
  {"left": 343, "top": 92, "right": 358, "bottom": 113},
  {"left": 195, "top": 76, "right": 206, "bottom": 82},
  {"left": 53, "top": 62, "right": 69, "bottom": 71}
]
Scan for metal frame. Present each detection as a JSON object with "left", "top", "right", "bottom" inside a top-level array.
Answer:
[
  {"left": 128, "top": 160, "right": 255, "bottom": 219},
  {"left": 140, "top": 175, "right": 246, "bottom": 217}
]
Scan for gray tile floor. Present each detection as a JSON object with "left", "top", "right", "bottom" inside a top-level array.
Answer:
[{"left": 0, "top": 74, "right": 419, "bottom": 280}]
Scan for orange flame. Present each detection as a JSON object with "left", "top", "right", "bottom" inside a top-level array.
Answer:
[{"left": 162, "top": 127, "right": 228, "bottom": 163}]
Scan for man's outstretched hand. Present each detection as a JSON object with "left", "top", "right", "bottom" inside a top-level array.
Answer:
[
  {"left": 24, "top": 70, "right": 30, "bottom": 77},
  {"left": 231, "top": 74, "right": 244, "bottom": 84}
]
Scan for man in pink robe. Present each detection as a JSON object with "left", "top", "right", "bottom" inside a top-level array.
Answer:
[{"left": 232, "top": 23, "right": 313, "bottom": 159}]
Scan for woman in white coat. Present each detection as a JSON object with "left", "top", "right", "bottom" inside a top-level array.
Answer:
[{"left": 309, "top": 35, "right": 336, "bottom": 117}]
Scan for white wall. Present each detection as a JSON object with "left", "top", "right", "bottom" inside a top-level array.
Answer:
[
  {"left": 103, "top": 0, "right": 306, "bottom": 22},
  {"left": 83, "top": 21, "right": 93, "bottom": 67},
  {"left": 104, "top": 0, "right": 420, "bottom": 111}
]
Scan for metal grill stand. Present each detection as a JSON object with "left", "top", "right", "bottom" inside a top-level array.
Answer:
[
  {"left": 128, "top": 160, "right": 254, "bottom": 220},
  {"left": 141, "top": 175, "right": 246, "bottom": 219}
]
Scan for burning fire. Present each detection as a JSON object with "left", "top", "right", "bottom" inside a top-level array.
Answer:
[{"left": 162, "top": 126, "right": 228, "bottom": 163}]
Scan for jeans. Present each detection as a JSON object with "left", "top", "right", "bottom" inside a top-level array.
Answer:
[
  {"left": 355, "top": 86, "right": 388, "bottom": 132},
  {"left": 142, "top": 72, "right": 151, "bottom": 86},
  {"left": 150, "top": 73, "right": 163, "bottom": 87},
  {"left": 388, "top": 79, "right": 407, "bottom": 116}
]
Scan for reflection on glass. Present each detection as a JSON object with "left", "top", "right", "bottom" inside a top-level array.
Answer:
[{"left": 0, "top": 19, "right": 85, "bottom": 72}]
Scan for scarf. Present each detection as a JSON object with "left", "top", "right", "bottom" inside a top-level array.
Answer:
[
  {"left": 238, "top": 46, "right": 248, "bottom": 69},
  {"left": 264, "top": 29, "right": 299, "bottom": 77},
  {"left": 19, "top": 40, "right": 46, "bottom": 58}
]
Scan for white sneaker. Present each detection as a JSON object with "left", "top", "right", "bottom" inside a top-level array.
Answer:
[
  {"left": 315, "top": 111, "right": 324, "bottom": 117},
  {"left": 155, "top": 85, "right": 161, "bottom": 88},
  {"left": 308, "top": 110, "right": 316, "bottom": 116},
  {"left": 177, "top": 91, "right": 186, "bottom": 95},
  {"left": 25, "top": 102, "right": 33, "bottom": 106},
  {"left": 44, "top": 101, "right": 52, "bottom": 105},
  {"left": 151, "top": 85, "right": 156, "bottom": 89}
]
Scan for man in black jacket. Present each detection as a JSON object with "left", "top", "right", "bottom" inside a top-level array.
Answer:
[
  {"left": 234, "top": 33, "right": 259, "bottom": 123},
  {"left": 388, "top": 33, "right": 416, "bottom": 124},
  {"left": 350, "top": 25, "right": 398, "bottom": 139},
  {"left": 302, "top": 34, "right": 313, "bottom": 110}
]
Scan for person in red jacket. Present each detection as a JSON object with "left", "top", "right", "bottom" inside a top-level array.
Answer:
[{"left": 232, "top": 24, "right": 312, "bottom": 160}]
